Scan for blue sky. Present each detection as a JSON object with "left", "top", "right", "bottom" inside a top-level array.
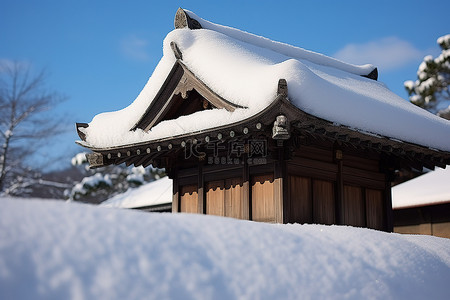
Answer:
[{"left": 1, "top": 0, "right": 449, "bottom": 170}]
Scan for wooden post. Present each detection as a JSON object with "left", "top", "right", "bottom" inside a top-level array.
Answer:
[
  {"left": 282, "top": 162, "right": 290, "bottom": 224},
  {"left": 198, "top": 161, "right": 205, "bottom": 214},
  {"left": 274, "top": 148, "right": 284, "bottom": 224},
  {"left": 242, "top": 157, "right": 250, "bottom": 220},
  {"left": 172, "top": 168, "right": 179, "bottom": 213},
  {"left": 385, "top": 180, "right": 394, "bottom": 232},
  {"left": 335, "top": 150, "right": 344, "bottom": 225}
]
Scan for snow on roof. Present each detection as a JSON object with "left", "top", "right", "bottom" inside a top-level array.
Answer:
[
  {"left": 101, "top": 176, "right": 172, "bottom": 209},
  {"left": 2, "top": 198, "right": 450, "bottom": 299},
  {"left": 80, "top": 9, "right": 450, "bottom": 152},
  {"left": 392, "top": 167, "right": 450, "bottom": 209}
]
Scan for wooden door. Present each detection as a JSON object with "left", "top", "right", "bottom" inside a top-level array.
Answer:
[
  {"left": 365, "top": 189, "right": 385, "bottom": 230},
  {"left": 206, "top": 180, "right": 225, "bottom": 216},
  {"left": 313, "top": 179, "right": 335, "bottom": 225},
  {"left": 288, "top": 175, "right": 312, "bottom": 224},
  {"left": 206, "top": 178, "right": 243, "bottom": 218},
  {"left": 251, "top": 174, "right": 275, "bottom": 222},
  {"left": 180, "top": 184, "right": 198, "bottom": 213},
  {"left": 343, "top": 185, "right": 366, "bottom": 227},
  {"left": 224, "top": 178, "right": 243, "bottom": 219}
]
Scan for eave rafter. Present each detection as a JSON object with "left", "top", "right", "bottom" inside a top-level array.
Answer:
[
  {"left": 294, "top": 118, "right": 450, "bottom": 170},
  {"left": 85, "top": 121, "right": 268, "bottom": 169}
]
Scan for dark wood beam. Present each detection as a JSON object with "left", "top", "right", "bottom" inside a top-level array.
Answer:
[{"left": 134, "top": 155, "right": 151, "bottom": 167}]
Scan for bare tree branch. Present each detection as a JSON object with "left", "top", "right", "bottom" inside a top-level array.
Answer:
[{"left": 0, "top": 61, "right": 67, "bottom": 195}]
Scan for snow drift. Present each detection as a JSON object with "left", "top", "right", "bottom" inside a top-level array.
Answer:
[{"left": 1, "top": 198, "right": 449, "bottom": 300}]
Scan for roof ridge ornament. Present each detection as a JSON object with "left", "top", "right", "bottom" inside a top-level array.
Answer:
[
  {"left": 277, "top": 79, "right": 288, "bottom": 97},
  {"left": 174, "top": 8, "right": 202, "bottom": 29}
]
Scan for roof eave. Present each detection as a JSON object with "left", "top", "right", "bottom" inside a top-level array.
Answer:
[{"left": 79, "top": 90, "right": 450, "bottom": 170}]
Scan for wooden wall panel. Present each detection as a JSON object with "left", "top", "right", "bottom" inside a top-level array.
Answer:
[
  {"left": 288, "top": 175, "right": 312, "bottom": 224},
  {"left": 313, "top": 180, "right": 335, "bottom": 225},
  {"left": 393, "top": 203, "right": 450, "bottom": 238},
  {"left": 252, "top": 174, "right": 275, "bottom": 222},
  {"left": 287, "top": 158, "right": 337, "bottom": 182},
  {"left": 225, "top": 178, "right": 243, "bottom": 219},
  {"left": 365, "top": 189, "right": 385, "bottom": 230},
  {"left": 431, "top": 222, "right": 450, "bottom": 239},
  {"left": 180, "top": 184, "right": 198, "bottom": 213},
  {"left": 343, "top": 185, "right": 366, "bottom": 227},
  {"left": 394, "top": 224, "right": 432, "bottom": 235},
  {"left": 343, "top": 154, "right": 379, "bottom": 172},
  {"left": 206, "top": 180, "right": 225, "bottom": 216},
  {"left": 206, "top": 178, "right": 243, "bottom": 218},
  {"left": 293, "top": 145, "right": 334, "bottom": 163}
]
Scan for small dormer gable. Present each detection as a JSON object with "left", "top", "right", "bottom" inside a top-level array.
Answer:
[{"left": 132, "top": 59, "right": 243, "bottom": 132}]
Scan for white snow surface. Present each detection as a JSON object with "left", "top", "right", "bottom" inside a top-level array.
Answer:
[
  {"left": 392, "top": 167, "right": 450, "bottom": 209},
  {"left": 101, "top": 176, "right": 172, "bottom": 209},
  {"left": 82, "top": 10, "right": 450, "bottom": 152},
  {"left": 1, "top": 198, "right": 450, "bottom": 300}
]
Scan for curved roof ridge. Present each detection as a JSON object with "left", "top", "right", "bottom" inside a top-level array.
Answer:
[{"left": 184, "top": 9, "right": 376, "bottom": 77}]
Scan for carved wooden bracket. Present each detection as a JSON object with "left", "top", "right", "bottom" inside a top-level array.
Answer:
[
  {"left": 175, "top": 73, "right": 191, "bottom": 99},
  {"left": 86, "top": 152, "right": 104, "bottom": 168}
]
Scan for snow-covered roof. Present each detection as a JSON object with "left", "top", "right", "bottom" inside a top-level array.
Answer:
[
  {"left": 79, "top": 9, "right": 450, "bottom": 153},
  {"left": 392, "top": 167, "right": 450, "bottom": 209},
  {"left": 101, "top": 176, "right": 172, "bottom": 209}
]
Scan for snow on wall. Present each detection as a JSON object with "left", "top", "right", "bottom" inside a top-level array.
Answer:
[
  {"left": 80, "top": 10, "right": 450, "bottom": 153},
  {"left": 392, "top": 167, "right": 450, "bottom": 209},
  {"left": 1, "top": 198, "right": 450, "bottom": 300}
]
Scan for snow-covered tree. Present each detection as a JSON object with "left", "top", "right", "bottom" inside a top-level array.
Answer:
[
  {"left": 404, "top": 34, "right": 450, "bottom": 119},
  {"left": 66, "top": 152, "right": 165, "bottom": 203},
  {"left": 0, "top": 61, "right": 65, "bottom": 196}
]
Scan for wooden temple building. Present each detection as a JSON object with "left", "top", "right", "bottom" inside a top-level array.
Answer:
[{"left": 76, "top": 8, "right": 450, "bottom": 232}]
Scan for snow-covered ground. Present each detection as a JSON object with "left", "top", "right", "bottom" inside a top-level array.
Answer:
[{"left": 1, "top": 198, "right": 449, "bottom": 300}]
